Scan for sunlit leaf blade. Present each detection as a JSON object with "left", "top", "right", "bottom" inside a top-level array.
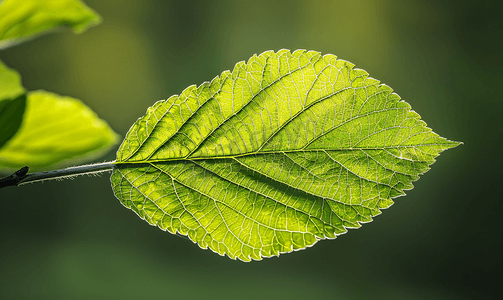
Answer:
[
  {"left": 111, "top": 50, "right": 460, "bottom": 261},
  {"left": 0, "top": 0, "right": 101, "bottom": 49},
  {"left": 0, "top": 90, "right": 118, "bottom": 171},
  {"left": 0, "top": 59, "right": 26, "bottom": 148}
]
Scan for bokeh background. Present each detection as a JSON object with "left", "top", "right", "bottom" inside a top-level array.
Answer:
[{"left": 1, "top": 0, "right": 501, "bottom": 299}]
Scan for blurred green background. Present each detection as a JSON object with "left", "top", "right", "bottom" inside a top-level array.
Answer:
[{"left": 1, "top": 0, "right": 501, "bottom": 299}]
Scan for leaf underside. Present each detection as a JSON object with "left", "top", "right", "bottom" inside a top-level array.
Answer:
[{"left": 111, "top": 49, "right": 460, "bottom": 261}]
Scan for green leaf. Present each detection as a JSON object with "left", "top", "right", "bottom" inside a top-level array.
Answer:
[
  {"left": 0, "top": 90, "right": 118, "bottom": 171},
  {"left": 0, "top": 59, "right": 26, "bottom": 148},
  {"left": 0, "top": 0, "right": 101, "bottom": 49},
  {"left": 111, "top": 50, "right": 460, "bottom": 261}
]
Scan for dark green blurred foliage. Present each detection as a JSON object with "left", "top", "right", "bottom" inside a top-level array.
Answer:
[
  {"left": 0, "top": 0, "right": 501, "bottom": 299},
  {"left": 0, "top": 94, "right": 25, "bottom": 148}
]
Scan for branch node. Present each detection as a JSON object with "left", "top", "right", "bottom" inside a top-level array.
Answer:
[{"left": 0, "top": 166, "right": 29, "bottom": 188}]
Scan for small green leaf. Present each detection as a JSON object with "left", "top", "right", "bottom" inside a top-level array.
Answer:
[
  {"left": 0, "top": 59, "right": 26, "bottom": 148},
  {"left": 0, "top": 90, "right": 118, "bottom": 171},
  {"left": 111, "top": 50, "right": 460, "bottom": 261},
  {"left": 0, "top": 0, "right": 101, "bottom": 49}
]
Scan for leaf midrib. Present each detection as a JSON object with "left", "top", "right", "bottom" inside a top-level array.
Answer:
[{"left": 112, "top": 143, "right": 447, "bottom": 165}]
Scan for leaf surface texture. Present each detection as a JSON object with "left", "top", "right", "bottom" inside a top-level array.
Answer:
[{"left": 112, "top": 50, "right": 460, "bottom": 261}]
